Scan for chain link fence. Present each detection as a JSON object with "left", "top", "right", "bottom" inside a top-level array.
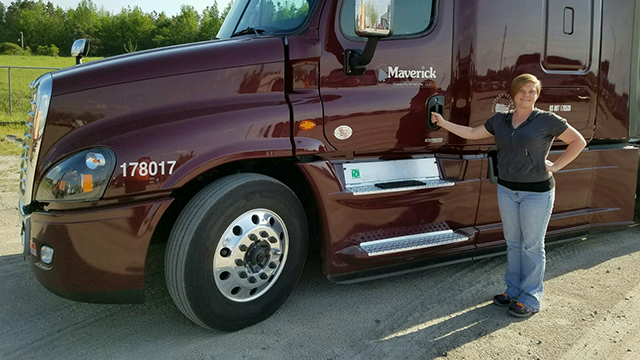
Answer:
[{"left": 0, "top": 66, "right": 59, "bottom": 123}]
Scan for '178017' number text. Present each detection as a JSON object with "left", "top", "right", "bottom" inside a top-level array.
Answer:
[{"left": 120, "top": 160, "right": 176, "bottom": 177}]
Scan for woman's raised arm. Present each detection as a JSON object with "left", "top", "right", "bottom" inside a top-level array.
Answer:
[{"left": 430, "top": 112, "right": 493, "bottom": 140}]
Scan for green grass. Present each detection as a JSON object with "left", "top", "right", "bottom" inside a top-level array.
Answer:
[
  {"left": 0, "top": 55, "right": 102, "bottom": 67},
  {"left": 0, "top": 122, "right": 25, "bottom": 156},
  {"left": 0, "top": 55, "right": 103, "bottom": 122},
  {"left": 0, "top": 55, "right": 104, "bottom": 156}
]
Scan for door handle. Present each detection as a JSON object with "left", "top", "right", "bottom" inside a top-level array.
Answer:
[{"left": 427, "top": 95, "right": 444, "bottom": 131}]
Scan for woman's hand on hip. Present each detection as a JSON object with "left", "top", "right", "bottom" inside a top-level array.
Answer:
[{"left": 545, "top": 159, "right": 558, "bottom": 172}]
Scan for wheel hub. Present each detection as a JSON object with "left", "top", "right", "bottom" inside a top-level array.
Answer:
[
  {"left": 213, "top": 209, "right": 288, "bottom": 302},
  {"left": 245, "top": 242, "right": 269, "bottom": 272}
]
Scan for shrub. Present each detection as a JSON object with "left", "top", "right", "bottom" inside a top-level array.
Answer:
[
  {"left": 0, "top": 42, "right": 24, "bottom": 55},
  {"left": 35, "top": 44, "right": 59, "bottom": 57}
]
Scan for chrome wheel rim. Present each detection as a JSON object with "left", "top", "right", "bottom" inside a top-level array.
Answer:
[{"left": 213, "top": 209, "right": 289, "bottom": 302}]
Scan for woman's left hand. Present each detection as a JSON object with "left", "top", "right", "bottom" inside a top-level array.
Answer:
[{"left": 545, "top": 159, "right": 557, "bottom": 172}]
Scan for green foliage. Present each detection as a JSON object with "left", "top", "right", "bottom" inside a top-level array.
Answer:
[
  {"left": 0, "top": 0, "right": 233, "bottom": 58},
  {"left": 123, "top": 39, "right": 137, "bottom": 53},
  {"left": 151, "top": 12, "right": 174, "bottom": 48},
  {"left": 98, "top": 6, "right": 156, "bottom": 56},
  {"left": 173, "top": 5, "right": 200, "bottom": 44},
  {"left": 34, "top": 44, "right": 59, "bottom": 56},
  {"left": 200, "top": 3, "right": 222, "bottom": 40},
  {"left": 250, "top": 0, "right": 309, "bottom": 29},
  {"left": 274, "top": 0, "right": 309, "bottom": 21},
  {"left": 13, "top": 1, "right": 66, "bottom": 54},
  {"left": 0, "top": 42, "right": 23, "bottom": 55}
]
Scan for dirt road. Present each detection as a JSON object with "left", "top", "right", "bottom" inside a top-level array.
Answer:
[{"left": 1, "top": 154, "right": 639, "bottom": 360}]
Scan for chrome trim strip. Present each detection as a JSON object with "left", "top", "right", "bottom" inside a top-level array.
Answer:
[
  {"left": 346, "top": 179, "right": 455, "bottom": 195},
  {"left": 19, "top": 74, "right": 53, "bottom": 208}
]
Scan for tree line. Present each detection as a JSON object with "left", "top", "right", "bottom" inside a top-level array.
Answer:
[{"left": 0, "top": 0, "right": 232, "bottom": 57}]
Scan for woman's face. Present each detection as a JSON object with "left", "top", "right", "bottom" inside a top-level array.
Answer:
[{"left": 514, "top": 82, "right": 539, "bottom": 109}]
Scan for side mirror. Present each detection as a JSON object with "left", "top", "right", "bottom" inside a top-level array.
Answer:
[
  {"left": 345, "top": 0, "right": 394, "bottom": 76},
  {"left": 71, "top": 39, "right": 90, "bottom": 65},
  {"left": 355, "top": 0, "right": 393, "bottom": 37}
]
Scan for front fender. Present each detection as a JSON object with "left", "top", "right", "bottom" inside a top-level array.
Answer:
[
  {"left": 35, "top": 43, "right": 291, "bottom": 200},
  {"left": 102, "top": 96, "right": 292, "bottom": 199}
]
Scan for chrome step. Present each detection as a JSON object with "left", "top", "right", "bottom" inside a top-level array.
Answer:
[
  {"left": 347, "top": 179, "right": 454, "bottom": 195},
  {"left": 360, "top": 230, "right": 469, "bottom": 256}
]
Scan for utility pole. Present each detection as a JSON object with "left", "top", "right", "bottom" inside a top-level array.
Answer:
[{"left": 18, "top": 31, "right": 24, "bottom": 51}]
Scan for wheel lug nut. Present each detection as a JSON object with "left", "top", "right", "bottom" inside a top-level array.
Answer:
[
  {"left": 249, "top": 234, "right": 258, "bottom": 241},
  {"left": 268, "top": 236, "right": 277, "bottom": 244},
  {"left": 260, "top": 231, "right": 269, "bottom": 238},
  {"left": 239, "top": 271, "right": 248, "bottom": 279},
  {"left": 269, "top": 262, "right": 277, "bottom": 269},
  {"left": 239, "top": 244, "right": 248, "bottom": 252},
  {"left": 271, "top": 248, "right": 282, "bottom": 256},
  {"left": 248, "top": 276, "right": 257, "bottom": 284},
  {"left": 260, "top": 273, "right": 268, "bottom": 280},
  {"left": 235, "top": 259, "right": 245, "bottom": 266}
]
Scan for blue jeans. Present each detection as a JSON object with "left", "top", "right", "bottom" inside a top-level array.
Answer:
[{"left": 497, "top": 184, "right": 555, "bottom": 312}]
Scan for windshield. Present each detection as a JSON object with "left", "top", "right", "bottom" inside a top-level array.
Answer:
[{"left": 218, "top": 0, "right": 316, "bottom": 39}]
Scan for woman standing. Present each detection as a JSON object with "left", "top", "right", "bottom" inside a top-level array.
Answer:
[{"left": 431, "top": 74, "right": 586, "bottom": 318}]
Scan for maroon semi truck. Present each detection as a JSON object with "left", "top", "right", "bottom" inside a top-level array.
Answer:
[{"left": 20, "top": 0, "right": 640, "bottom": 330}]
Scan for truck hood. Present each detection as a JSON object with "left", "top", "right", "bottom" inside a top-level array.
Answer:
[{"left": 51, "top": 37, "right": 285, "bottom": 96}]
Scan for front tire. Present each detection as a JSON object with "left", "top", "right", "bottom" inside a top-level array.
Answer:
[{"left": 165, "top": 173, "right": 308, "bottom": 331}]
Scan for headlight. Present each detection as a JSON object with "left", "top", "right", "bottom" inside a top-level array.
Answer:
[{"left": 36, "top": 148, "right": 116, "bottom": 202}]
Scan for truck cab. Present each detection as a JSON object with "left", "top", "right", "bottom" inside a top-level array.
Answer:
[{"left": 21, "top": 0, "right": 639, "bottom": 330}]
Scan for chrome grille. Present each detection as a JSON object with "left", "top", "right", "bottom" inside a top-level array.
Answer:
[
  {"left": 19, "top": 74, "right": 52, "bottom": 207},
  {"left": 19, "top": 97, "right": 36, "bottom": 196}
]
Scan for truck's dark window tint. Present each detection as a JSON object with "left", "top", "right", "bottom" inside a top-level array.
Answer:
[
  {"left": 341, "top": 0, "right": 434, "bottom": 38},
  {"left": 236, "top": 0, "right": 311, "bottom": 33}
]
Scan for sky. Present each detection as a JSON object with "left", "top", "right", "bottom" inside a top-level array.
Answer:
[{"left": 46, "top": 0, "right": 233, "bottom": 17}]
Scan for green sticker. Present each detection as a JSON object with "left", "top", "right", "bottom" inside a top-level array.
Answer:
[{"left": 351, "top": 169, "right": 360, "bottom": 179}]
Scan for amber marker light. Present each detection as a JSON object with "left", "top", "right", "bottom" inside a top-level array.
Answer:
[
  {"left": 33, "top": 110, "right": 41, "bottom": 141},
  {"left": 299, "top": 120, "right": 317, "bottom": 131}
]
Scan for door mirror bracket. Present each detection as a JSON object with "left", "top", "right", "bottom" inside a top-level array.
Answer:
[{"left": 345, "top": 0, "right": 394, "bottom": 76}]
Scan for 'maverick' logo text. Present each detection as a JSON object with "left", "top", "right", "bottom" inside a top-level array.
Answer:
[
  {"left": 387, "top": 66, "right": 436, "bottom": 79},
  {"left": 376, "top": 64, "right": 438, "bottom": 87}
]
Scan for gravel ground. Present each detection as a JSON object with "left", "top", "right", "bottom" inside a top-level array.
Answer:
[{"left": 1, "top": 154, "right": 639, "bottom": 360}]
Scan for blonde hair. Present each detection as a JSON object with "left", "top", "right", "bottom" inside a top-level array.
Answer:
[{"left": 510, "top": 74, "right": 541, "bottom": 99}]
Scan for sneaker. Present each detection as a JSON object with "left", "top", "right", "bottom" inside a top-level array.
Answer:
[
  {"left": 493, "top": 293, "right": 515, "bottom": 307},
  {"left": 508, "top": 302, "right": 537, "bottom": 318}
]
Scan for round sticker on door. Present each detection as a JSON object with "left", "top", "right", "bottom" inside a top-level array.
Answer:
[
  {"left": 334, "top": 125, "right": 353, "bottom": 140},
  {"left": 491, "top": 93, "right": 514, "bottom": 113}
]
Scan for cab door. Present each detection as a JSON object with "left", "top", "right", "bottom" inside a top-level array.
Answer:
[
  {"left": 313, "top": 0, "right": 483, "bottom": 279},
  {"left": 319, "top": 0, "right": 454, "bottom": 154}
]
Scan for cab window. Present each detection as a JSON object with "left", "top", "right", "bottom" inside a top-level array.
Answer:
[{"left": 220, "top": 0, "right": 314, "bottom": 38}]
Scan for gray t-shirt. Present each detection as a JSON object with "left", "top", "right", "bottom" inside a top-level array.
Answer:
[{"left": 484, "top": 108, "right": 569, "bottom": 183}]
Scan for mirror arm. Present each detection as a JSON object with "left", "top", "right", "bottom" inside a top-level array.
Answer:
[{"left": 345, "top": 37, "right": 382, "bottom": 76}]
